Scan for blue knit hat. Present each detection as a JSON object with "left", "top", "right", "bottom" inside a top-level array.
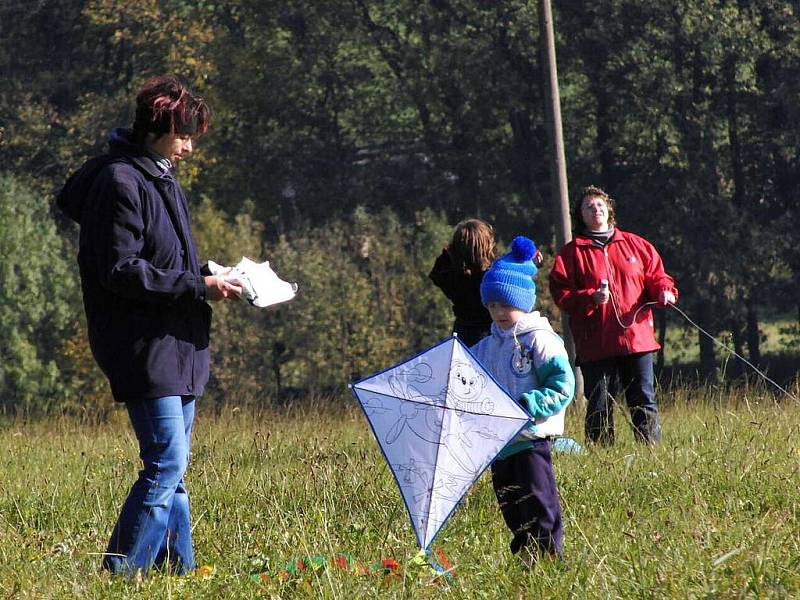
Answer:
[{"left": 480, "top": 236, "right": 539, "bottom": 312}]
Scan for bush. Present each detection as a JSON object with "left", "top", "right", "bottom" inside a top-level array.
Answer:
[
  {"left": 193, "top": 205, "right": 454, "bottom": 404},
  {"left": 0, "top": 174, "right": 80, "bottom": 411}
]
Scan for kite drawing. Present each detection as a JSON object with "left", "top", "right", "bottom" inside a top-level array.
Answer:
[{"left": 350, "top": 335, "right": 533, "bottom": 552}]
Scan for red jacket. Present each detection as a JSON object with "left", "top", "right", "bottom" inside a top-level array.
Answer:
[{"left": 549, "top": 229, "right": 678, "bottom": 363}]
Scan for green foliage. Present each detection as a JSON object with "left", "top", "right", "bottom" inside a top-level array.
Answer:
[
  {"left": 665, "top": 315, "right": 800, "bottom": 366},
  {"left": 0, "top": 175, "right": 79, "bottom": 410},
  {"left": 1, "top": 388, "right": 799, "bottom": 596},
  {"left": 191, "top": 196, "right": 270, "bottom": 403},
  {"left": 193, "top": 206, "right": 453, "bottom": 403},
  {"left": 2, "top": 0, "right": 799, "bottom": 405}
]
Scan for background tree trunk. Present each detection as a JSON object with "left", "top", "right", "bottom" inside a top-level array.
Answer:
[
  {"left": 656, "top": 310, "right": 667, "bottom": 374},
  {"left": 698, "top": 303, "right": 718, "bottom": 381},
  {"left": 746, "top": 299, "right": 761, "bottom": 366},
  {"left": 729, "top": 316, "right": 745, "bottom": 379}
]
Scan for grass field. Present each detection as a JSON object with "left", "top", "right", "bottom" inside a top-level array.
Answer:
[{"left": 1, "top": 385, "right": 799, "bottom": 599}]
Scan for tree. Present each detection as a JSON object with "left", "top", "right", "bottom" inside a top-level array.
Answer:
[
  {"left": 2, "top": 0, "right": 798, "bottom": 404},
  {"left": 0, "top": 175, "right": 79, "bottom": 410}
]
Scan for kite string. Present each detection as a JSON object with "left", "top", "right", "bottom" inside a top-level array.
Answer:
[
  {"left": 603, "top": 266, "right": 796, "bottom": 400},
  {"left": 666, "top": 304, "right": 798, "bottom": 401},
  {"left": 603, "top": 250, "right": 657, "bottom": 330}
]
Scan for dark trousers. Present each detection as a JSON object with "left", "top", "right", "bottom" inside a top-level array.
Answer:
[
  {"left": 491, "top": 440, "right": 563, "bottom": 558},
  {"left": 581, "top": 352, "right": 661, "bottom": 445}
]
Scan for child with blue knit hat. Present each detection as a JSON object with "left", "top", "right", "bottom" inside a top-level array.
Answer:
[{"left": 471, "top": 236, "right": 575, "bottom": 567}]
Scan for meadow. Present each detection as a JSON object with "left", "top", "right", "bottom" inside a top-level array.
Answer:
[{"left": 1, "top": 384, "right": 798, "bottom": 599}]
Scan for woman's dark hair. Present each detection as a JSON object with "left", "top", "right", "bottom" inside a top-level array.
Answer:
[
  {"left": 449, "top": 218, "right": 496, "bottom": 276},
  {"left": 132, "top": 75, "right": 210, "bottom": 144},
  {"left": 573, "top": 185, "right": 617, "bottom": 229}
]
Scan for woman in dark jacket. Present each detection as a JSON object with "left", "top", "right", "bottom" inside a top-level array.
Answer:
[{"left": 58, "top": 75, "right": 240, "bottom": 576}]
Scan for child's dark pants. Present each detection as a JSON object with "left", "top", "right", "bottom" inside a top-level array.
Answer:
[{"left": 491, "top": 439, "right": 563, "bottom": 558}]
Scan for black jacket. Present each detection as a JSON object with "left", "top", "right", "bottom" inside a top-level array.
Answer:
[
  {"left": 428, "top": 248, "right": 492, "bottom": 327},
  {"left": 57, "top": 128, "right": 211, "bottom": 402}
]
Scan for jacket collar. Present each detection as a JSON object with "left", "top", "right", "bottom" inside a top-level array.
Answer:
[
  {"left": 490, "top": 311, "right": 550, "bottom": 339},
  {"left": 107, "top": 128, "right": 173, "bottom": 179},
  {"left": 574, "top": 228, "right": 621, "bottom": 246}
]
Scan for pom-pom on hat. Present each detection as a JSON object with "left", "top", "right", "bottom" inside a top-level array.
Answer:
[{"left": 480, "top": 236, "right": 539, "bottom": 312}]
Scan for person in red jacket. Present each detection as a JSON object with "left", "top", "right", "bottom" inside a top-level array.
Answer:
[{"left": 549, "top": 186, "right": 678, "bottom": 445}]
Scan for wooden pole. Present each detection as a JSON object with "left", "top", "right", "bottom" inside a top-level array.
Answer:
[
  {"left": 539, "top": 0, "right": 573, "bottom": 333},
  {"left": 539, "top": 0, "right": 572, "bottom": 252},
  {"left": 539, "top": 0, "right": 583, "bottom": 398}
]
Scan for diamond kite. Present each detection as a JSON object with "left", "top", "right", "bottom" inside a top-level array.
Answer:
[{"left": 350, "top": 335, "right": 532, "bottom": 551}]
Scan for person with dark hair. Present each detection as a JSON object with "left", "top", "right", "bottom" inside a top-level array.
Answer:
[
  {"left": 57, "top": 75, "right": 241, "bottom": 576},
  {"left": 549, "top": 185, "right": 678, "bottom": 446}
]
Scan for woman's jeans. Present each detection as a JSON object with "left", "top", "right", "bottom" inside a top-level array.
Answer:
[
  {"left": 103, "top": 395, "right": 196, "bottom": 576},
  {"left": 581, "top": 352, "right": 661, "bottom": 445}
]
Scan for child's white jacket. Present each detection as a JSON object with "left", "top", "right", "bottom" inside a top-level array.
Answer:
[{"left": 470, "top": 312, "right": 575, "bottom": 459}]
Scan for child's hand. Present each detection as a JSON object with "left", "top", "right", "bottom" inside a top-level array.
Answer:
[
  {"left": 533, "top": 249, "right": 544, "bottom": 267},
  {"left": 520, "top": 392, "right": 544, "bottom": 418}
]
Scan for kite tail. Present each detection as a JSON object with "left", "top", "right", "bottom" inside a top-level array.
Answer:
[
  {"left": 412, "top": 548, "right": 456, "bottom": 580},
  {"left": 249, "top": 549, "right": 456, "bottom": 585}
]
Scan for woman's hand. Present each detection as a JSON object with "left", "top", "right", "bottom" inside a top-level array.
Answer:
[
  {"left": 592, "top": 287, "right": 610, "bottom": 305},
  {"left": 204, "top": 275, "right": 242, "bottom": 302},
  {"left": 658, "top": 290, "right": 676, "bottom": 306}
]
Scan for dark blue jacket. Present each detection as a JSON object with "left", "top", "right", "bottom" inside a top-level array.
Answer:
[{"left": 58, "top": 129, "right": 211, "bottom": 402}]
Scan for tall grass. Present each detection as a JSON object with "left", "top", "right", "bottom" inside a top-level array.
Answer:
[{"left": 1, "top": 385, "right": 798, "bottom": 598}]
